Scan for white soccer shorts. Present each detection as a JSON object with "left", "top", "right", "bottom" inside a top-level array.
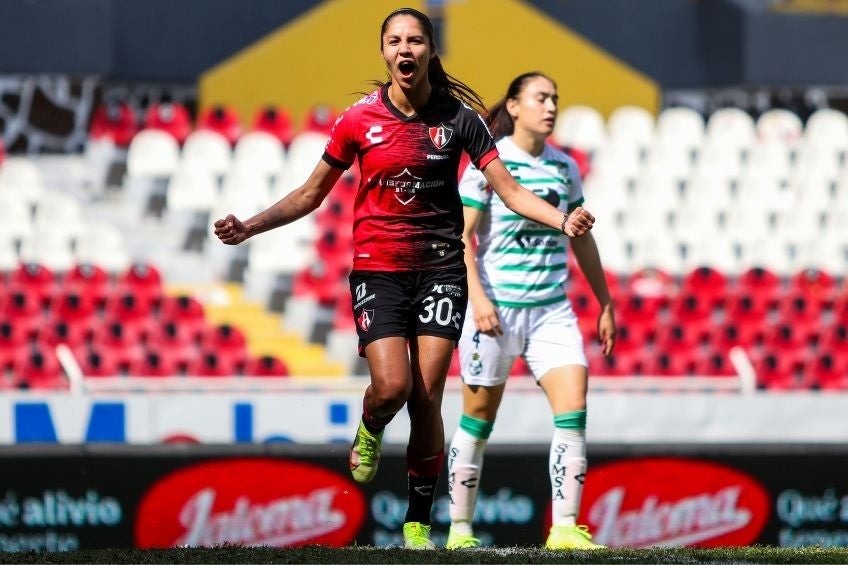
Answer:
[{"left": 458, "top": 298, "right": 587, "bottom": 386}]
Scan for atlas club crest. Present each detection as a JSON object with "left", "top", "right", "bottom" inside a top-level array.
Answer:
[{"left": 428, "top": 123, "right": 453, "bottom": 150}]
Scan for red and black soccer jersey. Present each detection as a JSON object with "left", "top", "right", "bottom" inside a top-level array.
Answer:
[{"left": 323, "top": 85, "right": 498, "bottom": 271}]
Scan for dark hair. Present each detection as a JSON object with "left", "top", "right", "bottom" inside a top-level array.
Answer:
[
  {"left": 487, "top": 72, "right": 556, "bottom": 140},
  {"left": 377, "top": 8, "right": 486, "bottom": 113}
]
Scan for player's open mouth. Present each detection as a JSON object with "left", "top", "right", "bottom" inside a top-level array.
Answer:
[{"left": 398, "top": 61, "right": 416, "bottom": 78}]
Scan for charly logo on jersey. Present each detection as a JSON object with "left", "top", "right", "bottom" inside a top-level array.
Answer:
[
  {"left": 381, "top": 168, "right": 446, "bottom": 205},
  {"left": 357, "top": 309, "right": 374, "bottom": 332},
  {"left": 428, "top": 123, "right": 453, "bottom": 150}
]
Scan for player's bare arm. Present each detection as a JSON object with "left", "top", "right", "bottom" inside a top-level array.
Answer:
[
  {"left": 570, "top": 232, "right": 616, "bottom": 356},
  {"left": 462, "top": 205, "right": 503, "bottom": 336},
  {"left": 481, "top": 158, "right": 594, "bottom": 237},
  {"left": 213, "top": 160, "right": 343, "bottom": 245}
]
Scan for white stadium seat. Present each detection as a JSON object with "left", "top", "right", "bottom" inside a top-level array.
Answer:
[
  {"left": 606, "top": 105, "right": 655, "bottom": 148},
  {"left": 655, "top": 107, "right": 704, "bottom": 149},
  {"left": 232, "top": 131, "right": 286, "bottom": 178},
  {"left": 181, "top": 130, "right": 232, "bottom": 177},
  {"left": 705, "top": 107, "right": 756, "bottom": 152},
  {"left": 0, "top": 157, "right": 46, "bottom": 207},
  {"left": 76, "top": 223, "right": 131, "bottom": 273},
  {"left": 552, "top": 105, "right": 607, "bottom": 153},
  {"left": 804, "top": 108, "right": 848, "bottom": 149},
  {"left": 756, "top": 109, "right": 803, "bottom": 145},
  {"left": 126, "top": 129, "right": 180, "bottom": 178},
  {"left": 20, "top": 228, "right": 75, "bottom": 272}
]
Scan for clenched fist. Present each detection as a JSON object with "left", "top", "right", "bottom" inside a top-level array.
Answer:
[
  {"left": 562, "top": 206, "right": 594, "bottom": 238},
  {"left": 213, "top": 214, "right": 248, "bottom": 245}
]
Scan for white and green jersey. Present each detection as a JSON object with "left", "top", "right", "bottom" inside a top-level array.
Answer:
[{"left": 459, "top": 137, "right": 584, "bottom": 308}]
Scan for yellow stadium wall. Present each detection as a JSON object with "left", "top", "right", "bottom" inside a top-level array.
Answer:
[{"left": 199, "top": 0, "right": 658, "bottom": 128}]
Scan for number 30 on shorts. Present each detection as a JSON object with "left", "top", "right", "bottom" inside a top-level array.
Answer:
[{"left": 419, "top": 295, "right": 462, "bottom": 329}]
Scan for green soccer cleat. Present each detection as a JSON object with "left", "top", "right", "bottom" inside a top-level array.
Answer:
[
  {"left": 348, "top": 421, "right": 383, "bottom": 484},
  {"left": 402, "top": 522, "right": 436, "bottom": 550},
  {"left": 545, "top": 524, "right": 606, "bottom": 550},
  {"left": 445, "top": 526, "right": 481, "bottom": 549}
]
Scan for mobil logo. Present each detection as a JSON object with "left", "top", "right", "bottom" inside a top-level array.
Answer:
[
  {"left": 580, "top": 458, "right": 770, "bottom": 548},
  {"left": 135, "top": 458, "right": 366, "bottom": 548}
]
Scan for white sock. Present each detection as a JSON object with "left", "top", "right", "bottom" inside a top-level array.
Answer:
[
  {"left": 549, "top": 427, "right": 587, "bottom": 527},
  {"left": 447, "top": 426, "right": 487, "bottom": 534}
]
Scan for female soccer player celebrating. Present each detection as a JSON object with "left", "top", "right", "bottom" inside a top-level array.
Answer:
[
  {"left": 214, "top": 11, "right": 595, "bottom": 549},
  {"left": 445, "top": 72, "right": 615, "bottom": 550}
]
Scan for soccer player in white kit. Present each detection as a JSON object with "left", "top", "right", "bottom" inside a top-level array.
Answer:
[{"left": 446, "top": 72, "right": 616, "bottom": 550}]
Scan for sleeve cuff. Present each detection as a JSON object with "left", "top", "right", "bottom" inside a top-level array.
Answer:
[
  {"left": 475, "top": 148, "right": 499, "bottom": 172},
  {"left": 461, "top": 196, "right": 485, "bottom": 210},
  {"left": 322, "top": 152, "right": 352, "bottom": 170}
]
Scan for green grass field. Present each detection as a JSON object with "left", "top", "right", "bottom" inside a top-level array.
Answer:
[{"left": 1, "top": 546, "right": 847, "bottom": 564}]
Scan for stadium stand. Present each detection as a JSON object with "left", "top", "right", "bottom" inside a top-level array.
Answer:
[{"left": 1, "top": 100, "right": 847, "bottom": 391}]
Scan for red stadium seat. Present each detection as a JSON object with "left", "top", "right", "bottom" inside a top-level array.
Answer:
[
  {"left": 763, "top": 320, "right": 817, "bottom": 352},
  {"left": 509, "top": 356, "right": 531, "bottom": 377},
  {"left": 628, "top": 267, "right": 675, "bottom": 312},
  {"left": 128, "top": 349, "right": 184, "bottom": 377},
  {"left": 819, "top": 323, "right": 848, "bottom": 357},
  {"left": 186, "top": 349, "right": 241, "bottom": 377},
  {"left": 143, "top": 102, "right": 192, "bottom": 144},
  {"left": 692, "top": 348, "right": 737, "bottom": 377},
  {"left": 788, "top": 268, "right": 838, "bottom": 308},
  {"left": 735, "top": 266, "right": 783, "bottom": 309},
  {"left": 724, "top": 292, "right": 771, "bottom": 328},
  {"left": 807, "top": 352, "right": 848, "bottom": 391},
  {"left": 117, "top": 262, "right": 164, "bottom": 309},
  {"left": 832, "top": 296, "right": 848, "bottom": 327},
  {"left": 612, "top": 321, "right": 653, "bottom": 353},
  {"left": 2, "top": 289, "right": 43, "bottom": 339},
  {"left": 159, "top": 295, "right": 207, "bottom": 342},
  {"left": 641, "top": 350, "right": 697, "bottom": 376},
  {"left": 89, "top": 101, "right": 139, "bottom": 148},
  {"left": 669, "top": 291, "right": 713, "bottom": 324},
  {"left": 53, "top": 288, "right": 98, "bottom": 323},
  {"left": 91, "top": 320, "right": 146, "bottom": 372},
  {"left": 752, "top": 348, "right": 811, "bottom": 390},
  {"left": 447, "top": 348, "right": 462, "bottom": 378},
  {"left": 244, "top": 355, "right": 289, "bottom": 377},
  {"left": 0, "top": 319, "right": 28, "bottom": 376},
  {"left": 252, "top": 105, "right": 295, "bottom": 147},
  {"left": 42, "top": 317, "right": 94, "bottom": 350},
  {"left": 9, "top": 263, "right": 58, "bottom": 307},
  {"left": 654, "top": 321, "right": 707, "bottom": 355},
  {"left": 680, "top": 266, "right": 729, "bottom": 309},
  {"left": 197, "top": 104, "right": 243, "bottom": 145},
  {"left": 78, "top": 348, "right": 122, "bottom": 378},
  {"left": 590, "top": 347, "right": 641, "bottom": 376},
  {"left": 709, "top": 320, "right": 764, "bottom": 352},
  {"left": 14, "top": 346, "right": 66, "bottom": 390},
  {"left": 777, "top": 294, "right": 825, "bottom": 326},
  {"left": 64, "top": 263, "right": 113, "bottom": 309},
  {"left": 302, "top": 104, "right": 338, "bottom": 135}
]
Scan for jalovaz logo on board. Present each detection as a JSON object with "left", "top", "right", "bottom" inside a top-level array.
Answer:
[
  {"left": 578, "top": 458, "right": 770, "bottom": 548},
  {"left": 135, "top": 459, "right": 366, "bottom": 548}
]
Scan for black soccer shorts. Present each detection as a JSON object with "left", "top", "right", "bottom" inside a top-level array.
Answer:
[{"left": 348, "top": 266, "right": 468, "bottom": 356}]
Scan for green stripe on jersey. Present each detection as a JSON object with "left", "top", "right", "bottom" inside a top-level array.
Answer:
[
  {"left": 495, "top": 281, "right": 564, "bottom": 291},
  {"left": 513, "top": 177, "right": 563, "bottom": 184},
  {"left": 461, "top": 196, "right": 485, "bottom": 210},
  {"left": 501, "top": 226, "right": 561, "bottom": 237},
  {"left": 494, "top": 246, "right": 566, "bottom": 255},
  {"left": 497, "top": 263, "right": 567, "bottom": 272},
  {"left": 502, "top": 160, "right": 531, "bottom": 168},
  {"left": 492, "top": 295, "right": 567, "bottom": 308}
]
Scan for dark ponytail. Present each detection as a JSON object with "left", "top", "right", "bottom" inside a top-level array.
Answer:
[
  {"left": 487, "top": 72, "right": 555, "bottom": 140},
  {"left": 378, "top": 8, "right": 487, "bottom": 114}
]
